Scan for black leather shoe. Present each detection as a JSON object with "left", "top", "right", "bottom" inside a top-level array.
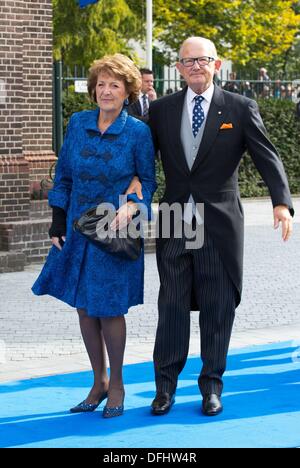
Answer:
[
  {"left": 202, "top": 393, "right": 223, "bottom": 416},
  {"left": 151, "top": 392, "right": 175, "bottom": 415}
]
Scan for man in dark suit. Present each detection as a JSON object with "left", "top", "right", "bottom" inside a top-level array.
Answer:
[
  {"left": 147, "top": 37, "right": 294, "bottom": 416},
  {"left": 127, "top": 68, "right": 157, "bottom": 122}
]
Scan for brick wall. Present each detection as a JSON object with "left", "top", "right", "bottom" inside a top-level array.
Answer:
[
  {"left": 0, "top": 1, "right": 23, "bottom": 159},
  {"left": 0, "top": 198, "right": 52, "bottom": 264},
  {"left": 30, "top": 199, "right": 52, "bottom": 219},
  {"left": 22, "top": 0, "right": 53, "bottom": 153},
  {"left": 0, "top": 158, "right": 30, "bottom": 222},
  {"left": 0, "top": 251, "right": 26, "bottom": 273},
  {"left": 0, "top": 0, "right": 56, "bottom": 226},
  {"left": 0, "top": 1, "right": 27, "bottom": 223},
  {"left": 0, "top": 0, "right": 57, "bottom": 271},
  {"left": 23, "top": 0, "right": 57, "bottom": 190},
  {"left": 0, "top": 218, "right": 52, "bottom": 264}
]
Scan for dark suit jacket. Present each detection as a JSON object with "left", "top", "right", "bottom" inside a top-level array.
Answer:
[
  {"left": 127, "top": 100, "right": 149, "bottom": 123},
  {"left": 149, "top": 85, "right": 294, "bottom": 306}
]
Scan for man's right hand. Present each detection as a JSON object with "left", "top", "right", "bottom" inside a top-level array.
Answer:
[{"left": 148, "top": 88, "right": 157, "bottom": 101}]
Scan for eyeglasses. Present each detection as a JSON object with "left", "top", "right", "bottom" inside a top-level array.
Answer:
[{"left": 179, "top": 56, "right": 215, "bottom": 68}]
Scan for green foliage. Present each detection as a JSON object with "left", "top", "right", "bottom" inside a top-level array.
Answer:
[
  {"left": 239, "top": 99, "right": 300, "bottom": 196},
  {"left": 153, "top": 158, "right": 165, "bottom": 202},
  {"left": 268, "top": 36, "right": 300, "bottom": 79},
  {"left": 62, "top": 86, "right": 96, "bottom": 132},
  {"left": 62, "top": 90, "right": 300, "bottom": 200},
  {"left": 53, "top": 0, "right": 300, "bottom": 72},
  {"left": 152, "top": 0, "right": 300, "bottom": 68},
  {"left": 53, "top": 0, "right": 140, "bottom": 68}
]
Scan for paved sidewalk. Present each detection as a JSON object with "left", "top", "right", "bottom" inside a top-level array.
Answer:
[{"left": 0, "top": 197, "right": 299, "bottom": 382}]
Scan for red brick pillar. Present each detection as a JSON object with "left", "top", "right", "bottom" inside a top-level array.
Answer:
[
  {"left": 0, "top": 0, "right": 29, "bottom": 223},
  {"left": 22, "top": 0, "right": 56, "bottom": 191},
  {"left": 0, "top": 0, "right": 56, "bottom": 271}
]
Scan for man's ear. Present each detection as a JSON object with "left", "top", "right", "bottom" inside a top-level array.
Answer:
[
  {"left": 214, "top": 59, "right": 222, "bottom": 72},
  {"left": 176, "top": 62, "right": 182, "bottom": 74}
]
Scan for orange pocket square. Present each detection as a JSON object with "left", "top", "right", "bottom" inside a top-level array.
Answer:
[{"left": 220, "top": 123, "right": 233, "bottom": 129}]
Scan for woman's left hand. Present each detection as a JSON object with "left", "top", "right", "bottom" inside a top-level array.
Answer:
[{"left": 110, "top": 202, "right": 137, "bottom": 231}]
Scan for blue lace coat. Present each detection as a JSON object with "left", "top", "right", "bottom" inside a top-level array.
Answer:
[{"left": 32, "top": 108, "right": 156, "bottom": 317}]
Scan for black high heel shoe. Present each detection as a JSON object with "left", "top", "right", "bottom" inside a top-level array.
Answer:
[
  {"left": 70, "top": 391, "right": 108, "bottom": 413},
  {"left": 102, "top": 390, "right": 125, "bottom": 418}
]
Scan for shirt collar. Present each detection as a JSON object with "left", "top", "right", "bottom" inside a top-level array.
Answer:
[
  {"left": 83, "top": 107, "right": 128, "bottom": 135},
  {"left": 187, "top": 82, "right": 214, "bottom": 104}
]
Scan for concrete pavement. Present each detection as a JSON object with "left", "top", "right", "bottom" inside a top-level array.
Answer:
[{"left": 0, "top": 197, "right": 299, "bottom": 383}]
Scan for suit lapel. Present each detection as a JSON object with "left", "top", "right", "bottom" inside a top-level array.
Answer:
[
  {"left": 167, "top": 87, "right": 190, "bottom": 175},
  {"left": 136, "top": 100, "right": 142, "bottom": 116},
  {"left": 191, "top": 85, "right": 229, "bottom": 173}
]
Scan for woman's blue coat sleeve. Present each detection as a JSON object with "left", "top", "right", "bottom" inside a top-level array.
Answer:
[
  {"left": 48, "top": 114, "right": 75, "bottom": 212},
  {"left": 127, "top": 123, "right": 157, "bottom": 220}
]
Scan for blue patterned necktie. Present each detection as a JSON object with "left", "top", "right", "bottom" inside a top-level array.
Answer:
[
  {"left": 142, "top": 94, "right": 148, "bottom": 117},
  {"left": 192, "top": 95, "right": 205, "bottom": 137}
]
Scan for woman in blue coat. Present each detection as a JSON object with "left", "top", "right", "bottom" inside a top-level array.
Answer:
[{"left": 32, "top": 54, "right": 156, "bottom": 418}]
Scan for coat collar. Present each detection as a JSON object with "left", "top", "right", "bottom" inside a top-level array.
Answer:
[
  {"left": 166, "top": 87, "right": 190, "bottom": 175},
  {"left": 83, "top": 107, "right": 128, "bottom": 135}
]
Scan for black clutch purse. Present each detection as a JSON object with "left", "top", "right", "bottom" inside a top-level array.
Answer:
[{"left": 73, "top": 206, "right": 142, "bottom": 261}]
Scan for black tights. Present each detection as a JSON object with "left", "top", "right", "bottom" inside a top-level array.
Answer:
[{"left": 77, "top": 308, "right": 126, "bottom": 406}]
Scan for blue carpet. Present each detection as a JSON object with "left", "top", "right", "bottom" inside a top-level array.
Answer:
[{"left": 1, "top": 341, "right": 300, "bottom": 448}]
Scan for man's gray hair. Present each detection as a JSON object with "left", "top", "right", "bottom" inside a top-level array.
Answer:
[{"left": 179, "top": 37, "right": 218, "bottom": 59}]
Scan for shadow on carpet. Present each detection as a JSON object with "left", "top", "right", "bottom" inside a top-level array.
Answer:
[{"left": 1, "top": 341, "right": 300, "bottom": 448}]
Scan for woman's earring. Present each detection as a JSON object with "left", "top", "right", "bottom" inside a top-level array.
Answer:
[{"left": 124, "top": 98, "right": 129, "bottom": 106}]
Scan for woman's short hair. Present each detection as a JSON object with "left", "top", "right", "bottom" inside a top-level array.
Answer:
[{"left": 88, "top": 53, "right": 142, "bottom": 104}]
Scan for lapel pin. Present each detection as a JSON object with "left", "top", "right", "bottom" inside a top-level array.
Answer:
[{"left": 218, "top": 111, "right": 222, "bottom": 115}]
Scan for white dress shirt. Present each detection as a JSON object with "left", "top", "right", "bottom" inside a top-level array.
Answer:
[
  {"left": 183, "top": 83, "right": 214, "bottom": 225},
  {"left": 186, "top": 82, "right": 214, "bottom": 127}
]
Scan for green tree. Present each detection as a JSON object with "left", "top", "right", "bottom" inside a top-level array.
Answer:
[
  {"left": 53, "top": 0, "right": 140, "bottom": 68},
  {"left": 53, "top": 0, "right": 300, "bottom": 73},
  {"left": 152, "top": 0, "right": 300, "bottom": 67}
]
